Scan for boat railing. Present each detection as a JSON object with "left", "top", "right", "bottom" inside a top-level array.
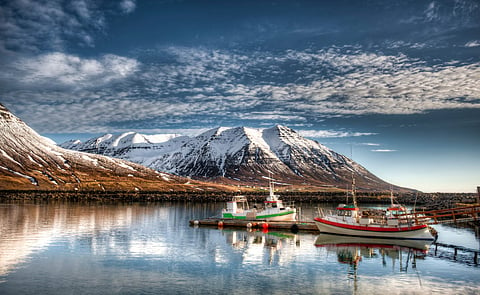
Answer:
[
  {"left": 316, "top": 207, "right": 333, "bottom": 218},
  {"left": 282, "top": 201, "right": 296, "bottom": 209}
]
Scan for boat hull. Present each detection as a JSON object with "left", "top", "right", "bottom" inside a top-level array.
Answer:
[
  {"left": 314, "top": 217, "right": 435, "bottom": 240},
  {"left": 222, "top": 211, "right": 296, "bottom": 221}
]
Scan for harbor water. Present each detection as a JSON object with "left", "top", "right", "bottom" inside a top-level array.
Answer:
[{"left": 0, "top": 200, "right": 479, "bottom": 294}]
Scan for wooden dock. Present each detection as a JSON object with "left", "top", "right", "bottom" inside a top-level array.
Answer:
[{"left": 189, "top": 218, "right": 318, "bottom": 233}]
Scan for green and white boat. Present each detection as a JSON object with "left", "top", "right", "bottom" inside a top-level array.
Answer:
[{"left": 221, "top": 179, "right": 296, "bottom": 221}]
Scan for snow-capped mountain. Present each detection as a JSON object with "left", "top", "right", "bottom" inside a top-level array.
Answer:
[
  {"left": 0, "top": 103, "right": 205, "bottom": 191},
  {"left": 61, "top": 125, "right": 398, "bottom": 191}
]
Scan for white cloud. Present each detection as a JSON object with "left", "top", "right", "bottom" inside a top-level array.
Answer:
[
  {"left": 153, "top": 46, "right": 480, "bottom": 116},
  {"left": 12, "top": 52, "right": 139, "bottom": 88},
  {"left": 465, "top": 40, "right": 480, "bottom": 47},
  {"left": 2, "top": 46, "right": 480, "bottom": 134},
  {"left": 120, "top": 0, "right": 136, "bottom": 14},
  {"left": 250, "top": 50, "right": 480, "bottom": 115}
]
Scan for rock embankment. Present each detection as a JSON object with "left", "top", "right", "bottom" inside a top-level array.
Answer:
[{"left": 1, "top": 190, "right": 477, "bottom": 210}]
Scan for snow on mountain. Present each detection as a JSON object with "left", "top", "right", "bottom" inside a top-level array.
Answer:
[
  {"left": 0, "top": 103, "right": 199, "bottom": 191},
  {"left": 61, "top": 125, "right": 397, "bottom": 191}
]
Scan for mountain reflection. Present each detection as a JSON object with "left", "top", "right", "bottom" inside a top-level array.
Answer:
[
  {"left": 222, "top": 230, "right": 303, "bottom": 266},
  {"left": 0, "top": 201, "right": 172, "bottom": 276}
]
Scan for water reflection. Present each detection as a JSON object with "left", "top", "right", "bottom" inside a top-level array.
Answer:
[
  {"left": 0, "top": 201, "right": 479, "bottom": 295},
  {"left": 314, "top": 233, "right": 431, "bottom": 271},
  {"left": 222, "top": 229, "right": 302, "bottom": 266},
  {"left": 0, "top": 201, "right": 203, "bottom": 277}
]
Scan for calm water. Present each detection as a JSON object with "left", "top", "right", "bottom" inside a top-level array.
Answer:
[{"left": 0, "top": 200, "right": 479, "bottom": 295}]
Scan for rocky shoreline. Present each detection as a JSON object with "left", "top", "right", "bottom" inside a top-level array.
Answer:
[{"left": 0, "top": 190, "right": 477, "bottom": 210}]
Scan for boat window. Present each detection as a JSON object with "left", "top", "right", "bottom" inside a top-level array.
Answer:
[{"left": 336, "top": 210, "right": 352, "bottom": 217}]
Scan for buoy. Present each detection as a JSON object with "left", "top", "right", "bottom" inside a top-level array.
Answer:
[
  {"left": 218, "top": 221, "right": 224, "bottom": 228},
  {"left": 260, "top": 222, "right": 269, "bottom": 233},
  {"left": 246, "top": 222, "right": 252, "bottom": 228},
  {"left": 193, "top": 220, "right": 199, "bottom": 225}
]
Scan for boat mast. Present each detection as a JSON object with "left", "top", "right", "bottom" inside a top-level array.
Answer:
[
  {"left": 268, "top": 172, "right": 276, "bottom": 200},
  {"left": 350, "top": 145, "right": 357, "bottom": 208},
  {"left": 352, "top": 172, "right": 357, "bottom": 208},
  {"left": 390, "top": 186, "right": 394, "bottom": 207}
]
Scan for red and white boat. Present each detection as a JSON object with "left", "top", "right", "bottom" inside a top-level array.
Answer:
[{"left": 313, "top": 182, "right": 436, "bottom": 241}]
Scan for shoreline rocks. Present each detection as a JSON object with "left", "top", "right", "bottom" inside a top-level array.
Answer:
[{"left": 0, "top": 190, "right": 477, "bottom": 210}]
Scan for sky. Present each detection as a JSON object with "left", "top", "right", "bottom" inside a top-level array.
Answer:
[{"left": 0, "top": 0, "right": 479, "bottom": 193}]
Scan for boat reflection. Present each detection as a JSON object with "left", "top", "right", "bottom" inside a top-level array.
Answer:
[
  {"left": 314, "top": 233, "right": 433, "bottom": 292},
  {"left": 222, "top": 229, "right": 301, "bottom": 265},
  {"left": 315, "top": 233, "right": 432, "bottom": 270}
]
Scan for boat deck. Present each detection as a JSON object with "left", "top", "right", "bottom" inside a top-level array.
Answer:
[{"left": 189, "top": 218, "right": 318, "bottom": 232}]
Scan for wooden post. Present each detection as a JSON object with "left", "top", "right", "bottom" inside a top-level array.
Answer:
[{"left": 475, "top": 186, "right": 480, "bottom": 202}]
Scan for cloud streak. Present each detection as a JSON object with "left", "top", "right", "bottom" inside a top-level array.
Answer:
[
  {"left": 299, "top": 130, "right": 376, "bottom": 138},
  {"left": 371, "top": 149, "right": 398, "bottom": 152}
]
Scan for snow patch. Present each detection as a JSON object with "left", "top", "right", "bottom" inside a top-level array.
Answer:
[
  {"left": 0, "top": 166, "right": 38, "bottom": 185},
  {"left": 27, "top": 155, "right": 43, "bottom": 167},
  {"left": 0, "top": 149, "right": 22, "bottom": 167},
  {"left": 117, "top": 161, "right": 135, "bottom": 171},
  {"left": 143, "top": 134, "right": 179, "bottom": 143},
  {"left": 81, "top": 154, "right": 98, "bottom": 166},
  {"left": 158, "top": 172, "right": 171, "bottom": 181}
]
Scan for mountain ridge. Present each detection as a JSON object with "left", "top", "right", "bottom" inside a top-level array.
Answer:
[
  {"left": 0, "top": 103, "right": 231, "bottom": 192},
  {"left": 61, "top": 124, "right": 411, "bottom": 192}
]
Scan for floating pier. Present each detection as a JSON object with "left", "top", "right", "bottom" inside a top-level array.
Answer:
[{"left": 189, "top": 218, "right": 318, "bottom": 233}]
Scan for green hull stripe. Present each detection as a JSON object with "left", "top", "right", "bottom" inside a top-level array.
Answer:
[{"left": 222, "top": 211, "right": 295, "bottom": 219}]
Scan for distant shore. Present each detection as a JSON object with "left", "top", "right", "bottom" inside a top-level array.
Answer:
[{"left": 0, "top": 190, "right": 477, "bottom": 210}]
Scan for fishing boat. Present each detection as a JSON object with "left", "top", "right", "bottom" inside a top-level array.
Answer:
[
  {"left": 313, "top": 179, "right": 436, "bottom": 240},
  {"left": 221, "top": 177, "right": 296, "bottom": 221}
]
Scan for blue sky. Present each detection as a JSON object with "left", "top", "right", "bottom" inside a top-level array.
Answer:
[{"left": 0, "top": 0, "right": 479, "bottom": 192}]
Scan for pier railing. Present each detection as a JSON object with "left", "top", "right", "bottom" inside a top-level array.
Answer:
[{"left": 398, "top": 204, "right": 480, "bottom": 225}]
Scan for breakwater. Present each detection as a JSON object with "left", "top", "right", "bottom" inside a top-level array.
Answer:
[{"left": 0, "top": 190, "right": 477, "bottom": 209}]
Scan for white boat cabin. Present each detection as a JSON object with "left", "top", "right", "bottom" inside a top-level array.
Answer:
[{"left": 225, "top": 196, "right": 249, "bottom": 213}]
